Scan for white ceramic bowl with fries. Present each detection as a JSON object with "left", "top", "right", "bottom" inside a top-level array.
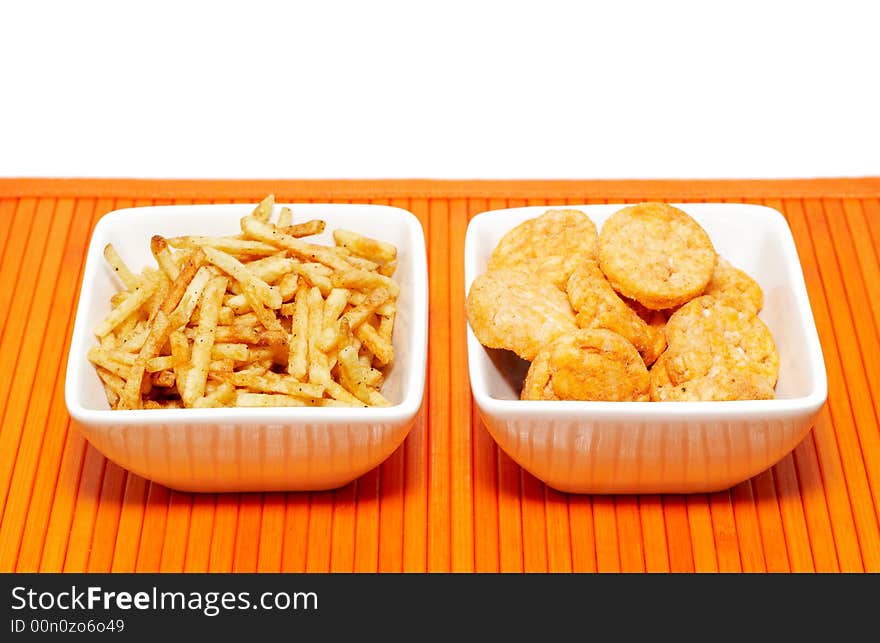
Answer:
[
  {"left": 465, "top": 203, "right": 827, "bottom": 494},
  {"left": 65, "top": 201, "right": 427, "bottom": 492}
]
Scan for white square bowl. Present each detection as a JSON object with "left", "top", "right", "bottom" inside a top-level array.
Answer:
[
  {"left": 65, "top": 203, "right": 428, "bottom": 492},
  {"left": 465, "top": 203, "right": 827, "bottom": 494}
]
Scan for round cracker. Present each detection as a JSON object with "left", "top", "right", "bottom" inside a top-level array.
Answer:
[
  {"left": 521, "top": 329, "right": 649, "bottom": 401},
  {"left": 466, "top": 268, "right": 576, "bottom": 361},
  {"left": 663, "top": 295, "right": 779, "bottom": 392},
  {"left": 488, "top": 209, "right": 598, "bottom": 289},
  {"left": 566, "top": 258, "right": 665, "bottom": 365},
  {"left": 598, "top": 202, "right": 716, "bottom": 310},
  {"left": 702, "top": 256, "right": 763, "bottom": 316},
  {"left": 650, "top": 352, "right": 775, "bottom": 401}
]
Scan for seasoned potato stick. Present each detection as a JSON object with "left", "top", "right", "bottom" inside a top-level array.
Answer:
[
  {"left": 167, "top": 235, "right": 280, "bottom": 257},
  {"left": 211, "top": 343, "right": 249, "bottom": 361},
  {"left": 355, "top": 322, "right": 393, "bottom": 366},
  {"left": 378, "top": 313, "right": 395, "bottom": 343},
  {"left": 276, "top": 206, "right": 293, "bottom": 228},
  {"left": 150, "top": 235, "right": 181, "bottom": 281},
  {"left": 324, "top": 380, "right": 368, "bottom": 407},
  {"left": 279, "top": 219, "right": 326, "bottom": 238},
  {"left": 95, "top": 366, "right": 125, "bottom": 407},
  {"left": 93, "top": 276, "right": 157, "bottom": 338},
  {"left": 181, "top": 276, "right": 227, "bottom": 406},
  {"left": 220, "top": 371, "right": 324, "bottom": 399},
  {"left": 243, "top": 255, "right": 298, "bottom": 284},
  {"left": 152, "top": 370, "right": 177, "bottom": 388},
  {"left": 340, "top": 287, "right": 392, "bottom": 330},
  {"left": 167, "top": 266, "right": 212, "bottom": 328},
  {"left": 253, "top": 193, "right": 275, "bottom": 223},
  {"left": 110, "top": 292, "right": 128, "bottom": 307},
  {"left": 202, "top": 246, "right": 281, "bottom": 309},
  {"left": 146, "top": 355, "right": 177, "bottom": 373},
  {"left": 192, "top": 381, "right": 236, "bottom": 408},
  {"left": 241, "top": 216, "right": 352, "bottom": 271},
  {"left": 207, "top": 358, "right": 234, "bottom": 372},
  {"left": 287, "top": 284, "right": 309, "bottom": 380},
  {"left": 120, "top": 311, "right": 172, "bottom": 409},
  {"left": 103, "top": 243, "right": 139, "bottom": 290},
  {"left": 99, "top": 332, "right": 117, "bottom": 350},
  {"left": 160, "top": 248, "right": 207, "bottom": 316},
  {"left": 337, "top": 345, "right": 390, "bottom": 406},
  {"left": 218, "top": 306, "right": 235, "bottom": 325},
  {"left": 278, "top": 272, "right": 300, "bottom": 301},
  {"left": 306, "top": 287, "right": 331, "bottom": 384},
  {"left": 333, "top": 229, "right": 397, "bottom": 265},
  {"left": 334, "top": 249, "right": 379, "bottom": 272},
  {"left": 291, "top": 263, "right": 333, "bottom": 296},
  {"left": 331, "top": 269, "right": 400, "bottom": 298},
  {"left": 378, "top": 259, "right": 398, "bottom": 278},
  {"left": 87, "top": 346, "right": 132, "bottom": 378}
]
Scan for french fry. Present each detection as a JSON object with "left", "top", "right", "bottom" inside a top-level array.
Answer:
[
  {"left": 340, "top": 287, "right": 392, "bottom": 330},
  {"left": 332, "top": 229, "right": 397, "bottom": 265},
  {"left": 242, "top": 255, "right": 298, "bottom": 284},
  {"left": 150, "top": 235, "right": 181, "bottom": 280},
  {"left": 152, "top": 370, "right": 177, "bottom": 388},
  {"left": 337, "top": 344, "right": 390, "bottom": 406},
  {"left": 241, "top": 216, "right": 352, "bottom": 271},
  {"left": 276, "top": 206, "right": 292, "bottom": 228},
  {"left": 120, "top": 311, "right": 172, "bottom": 409},
  {"left": 192, "top": 381, "right": 236, "bottom": 408},
  {"left": 119, "top": 320, "right": 150, "bottom": 353},
  {"left": 208, "top": 358, "right": 234, "bottom": 372},
  {"left": 331, "top": 268, "right": 400, "bottom": 298},
  {"left": 323, "top": 380, "right": 368, "bottom": 407},
  {"left": 95, "top": 366, "right": 125, "bottom": 407},
  {"left": 201, "top": 246, "right": 281, "bottom": 310},
  {"left": 218, "top": 306, "right": 235, "bottom": 325},
  {"left": 378, "top": 259, "right": 398, "bottom": 277},
  {"left": 167, "top": 235, "right": 280, "bottom": 257},
  {"left": 278, "top": 272, "right": 299, "bottom": 301},
  {"left": 291, "top": 262, "right": 333, "bottom": 295},
  {"left": 279, "top": 219, "right": 326, "bottom": 238},
  {"left": 333, "top": 248, "right": 379, "bottom": 272},
  {"left": 93, "top": 276, "right": 157, "bottom": 337},
  {"left": 252, "top": 193, "right": 275, "bottom": 222},
  {"left": 167, "top": 266, "right": 212, "bottom": 327},
  {"left": 219, "top": 371, "right": 324, "bottom": 399},
  {"left": 211, "top": 343, "right": 249, "bottom": 361},
  {"left": 355, "top": 322, "right": 393, "bottom": 366},
  {"left": 181, "top": 276, "right": 227, "bottom": 406},
  {"left": 287, "top": 284, "right": 309, "bottom": 380},
  {"left": 378, "top": 313, "right": 395, "bottom": 343},
  {"left": 146, "top": 355, "right": 177, "bottom": 373},
  {"left": 103, "top": 243, "right": 140, "bottom": 290},
  {"left": 306, "top": 287, "right": 331, "bottom": 384}
]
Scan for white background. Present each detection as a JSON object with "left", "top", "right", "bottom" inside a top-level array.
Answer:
[{"left": 1, "top": 0, "right": 878, "bottom": 179}]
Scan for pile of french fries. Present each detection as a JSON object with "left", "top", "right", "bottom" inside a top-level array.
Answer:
[{"left": 88, "top": 195, "right": 399, "bottom": 409}]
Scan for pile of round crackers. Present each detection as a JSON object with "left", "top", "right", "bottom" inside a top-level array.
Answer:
[{"left": 466, "top": 203, "right": 780, "bottom": 402}]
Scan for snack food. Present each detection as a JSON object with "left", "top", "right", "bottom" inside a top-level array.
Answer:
[
  {"left": 650, "top": 351, "right": 775, "bottom": 401},
  {"left": 88, "top": 195, "right": 399, "bottom": 409},
  {"left": 487, "top": 209, "right": 598, "bottom": 289},
  {"left": 466, "top": 204, "right": 779, "bottom": 403},
  {"left": 465, "top": 268, "right": 577, "bottom": 361},
  {"left": 703, "top": 256, "right": 764, "bottom": 316},
  {"left": 522, "top": 329, "right": 650, "bottom": 401},
  {"left": 662, "top": 295, "right": 779, "bottom": 394},
  {"left": 598, "top": 202, "right": 717, "bottom": 310},
  {"left": 565, "top": 258, "right": 665, "bottom": 366}
]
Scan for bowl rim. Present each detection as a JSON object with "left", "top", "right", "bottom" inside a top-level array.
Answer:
[
  {"left": 464, "top": 202, "right": 828, "bottom": 415},
  {"left": 64, "top": 202, "right": 429, "bottom": 424}
]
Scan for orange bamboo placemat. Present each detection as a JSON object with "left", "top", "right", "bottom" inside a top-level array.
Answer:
[{"left": 1, "top": 178, "right": 879, "bottom": 573}]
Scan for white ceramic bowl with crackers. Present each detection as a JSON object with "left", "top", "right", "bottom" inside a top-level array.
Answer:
[
  {"left": 65, "top": 202, "right": 428, "bottom": 492},
  {"left": 465, "top": 203, "right": 827, "bottom": 494}
]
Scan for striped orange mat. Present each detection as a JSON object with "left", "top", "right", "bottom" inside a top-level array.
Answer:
[{"left": 1, "top": 178, "right": 879, "bottom": 573}]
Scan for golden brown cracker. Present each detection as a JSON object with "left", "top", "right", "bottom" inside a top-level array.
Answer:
[
  {"left": 488, "top": 209, "right": 598, "bottom": 289},
  {"left": 521, "top": 329, "right": 650, "bottom": 401},
  {"left": 565, "top": 258, "right": 665, "bottom": 365},
  {"left": 466, "top": 268, "right": 577, "bottom": 361},
  {"left": 650, "top": 353, "right": 775, "bottom": 401},
  {"left": 703, "top": 256, "right": 763, "bottom": 316},
  {"left": 598, "top": 202, "right": 716, "bottom": 310},
  {"left": 663, "top": 295, "right": 779, "bottom": 392}
]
